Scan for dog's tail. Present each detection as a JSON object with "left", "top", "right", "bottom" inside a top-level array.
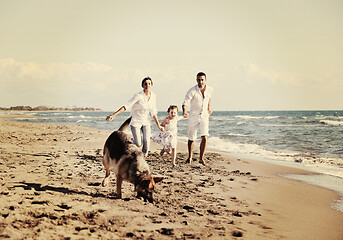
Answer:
[{"left": 118, "top": 117, "right": 132, "bottom": 131}]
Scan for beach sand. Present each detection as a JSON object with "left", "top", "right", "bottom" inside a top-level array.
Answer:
[{"left": 0, "top": 117, "right": 342, "bottom": 239}]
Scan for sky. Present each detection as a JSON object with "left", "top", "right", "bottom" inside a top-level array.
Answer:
[{"left": 0, "top": 0, "right": 342, "bottom": 111}]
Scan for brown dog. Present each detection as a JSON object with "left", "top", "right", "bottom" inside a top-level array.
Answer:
[{"left": 102, "top": 118, "right": 163, "bottom": 203}]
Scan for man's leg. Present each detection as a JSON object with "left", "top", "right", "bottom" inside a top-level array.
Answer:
[
  {"left": 199, "top": 116, "right": 209, "bottom": 165},
  {"left": 187, "top": 140, "right": 194, "bottom": 163},
  {"left": 187, "top": 117, "right": 198, "bottom": 163},
  {"left": 199, "top": 136, "right": 208, "bottom": 165}
]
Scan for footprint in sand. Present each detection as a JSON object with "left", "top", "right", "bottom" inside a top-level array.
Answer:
[
  {"left": 31, "top": 200, "right": 49, "bottom": 205},
  {"left": 158, "top": 228, "right": 174, "bottom": 236},
  {"left": 207, "top": 209, "right": 220, "bottom": 215},
  {"left": 88, "top": 182, "right": 101, "bottom": 186},
  {"left": 183, "top": 205, "right": 195, "bottom": 212},
  {"left": 232, "top": 231, "right": 243, "bottom": 237},
  {"left": 57, "top": 204, "right": 72, "bottom": 210}
]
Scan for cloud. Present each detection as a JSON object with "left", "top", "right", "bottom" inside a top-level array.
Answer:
[
  {"left": 2, "top": 58, "right": 341, "bottom": 110},
  {"left": 0, "top": 58, "right": 196, "bottom": 109},
  {"left": 0, "top": 58, "right": 112, "bottom": 85},
  {"left": 0, "top": 58, "right": 114, "bottom": 107},
  {"left": 239, "top": 63, "right": 296, "bottom": 85},
  {"left": 238, "top": 63, "right": 343, "bottom": 88},
  {"left": 0, "top": 58, "right": 199, "bottom": 90}
]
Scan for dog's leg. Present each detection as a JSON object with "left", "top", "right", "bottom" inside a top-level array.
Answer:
[
  {"left": 102, "top": 167, "right": 110, "bottom": 187},
  {"left": 102, "top": 148, "right": 110, "bottom": 187},
  {"left": 116, "top": 173, "right": 123, "bottom": 199}
]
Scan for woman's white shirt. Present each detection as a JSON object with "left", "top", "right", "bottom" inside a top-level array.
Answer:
[{"left": 123, "top": 91, "right": 157, "bottom": 127}]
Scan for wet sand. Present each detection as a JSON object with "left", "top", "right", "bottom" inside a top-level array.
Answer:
[{"left": 0, "top": 118, "right": 342, "bottom": 239}]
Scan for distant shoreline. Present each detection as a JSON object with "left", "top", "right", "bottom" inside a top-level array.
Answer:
[
  {"left": 0, "top": 106, "right": 102, "bottom": 112},
  {"left": 1, "top": 108, "right": 342, "bottom": 113}
]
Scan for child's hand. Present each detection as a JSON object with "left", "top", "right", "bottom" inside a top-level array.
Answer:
[{"left": 159, "top": 126, "right": 165, "bottom": 132}]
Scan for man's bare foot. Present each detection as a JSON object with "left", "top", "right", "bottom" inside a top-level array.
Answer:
[
  {"left": 186, "top": 158, "right": 192, "bottom": 164},
  {"left": 199, "top": 159, "right": 206, "bottom": 165}
]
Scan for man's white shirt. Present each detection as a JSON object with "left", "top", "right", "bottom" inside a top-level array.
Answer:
[{"left": 183, "top": 85, "right": 213, "bottom": 118}]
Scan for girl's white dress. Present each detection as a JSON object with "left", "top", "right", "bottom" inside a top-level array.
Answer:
[{"left": 151, "top": 117, "right": 178, "bottom": 150}]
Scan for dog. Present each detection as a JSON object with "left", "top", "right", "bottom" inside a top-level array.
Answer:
[{"left": 101, "top": 117, "right": 163, "bottom": 203}]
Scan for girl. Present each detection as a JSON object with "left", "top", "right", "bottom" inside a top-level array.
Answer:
[{"left": 151, "top": 105, "right": 186, "bottom": 166}]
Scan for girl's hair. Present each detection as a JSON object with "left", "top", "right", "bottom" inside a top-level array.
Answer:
[
  {"left": 167, "top": 105, "right": 178, "bottom": 113},
  {"left": 141, "top": 77, "right": 153, "bottom": 87}
]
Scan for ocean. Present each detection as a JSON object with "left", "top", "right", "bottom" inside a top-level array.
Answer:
[{"left": 4, "top": 110, "right": 343, "bottom": 211}]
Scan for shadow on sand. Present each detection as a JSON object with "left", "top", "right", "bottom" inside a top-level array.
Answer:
[{"left": 13, "top": 181, "right": 118, "bottom": 200}]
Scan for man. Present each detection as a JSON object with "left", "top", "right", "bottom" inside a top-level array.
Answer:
[{"left": 182, "top": 72, "right": 213, "bottom": 165}]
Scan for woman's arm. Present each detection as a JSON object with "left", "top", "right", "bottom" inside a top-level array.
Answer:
[
  {"left": 106, "top": 92, "right": 141, "bottom": 121},
  {"left": 153, "top": 115, "right": 164, "bottom": 131},
  {"left": 106, "top": 106, "right": 126, "bottom": 121}
]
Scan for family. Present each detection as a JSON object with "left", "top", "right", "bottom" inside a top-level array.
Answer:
[{"left": 106, "top": 72, "right": 213, "bottom": 167}]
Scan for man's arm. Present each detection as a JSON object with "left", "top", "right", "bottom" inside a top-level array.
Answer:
[
  {"left": 208, "top": 98, "right": 212, "bottom": 115},
  {"left": 182, "top": 87, "right": 194, "bottom": 118},
  {"left": 182, "top": 105, "right": 189, "bottom": 118}
]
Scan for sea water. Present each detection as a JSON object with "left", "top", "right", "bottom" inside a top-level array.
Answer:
[{"left": 4, "top": 110, "right": 343, "bottom": 211}]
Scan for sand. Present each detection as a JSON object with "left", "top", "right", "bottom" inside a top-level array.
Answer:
[{"left": 0, "top": 117, "right": 342, "bottom": 240}]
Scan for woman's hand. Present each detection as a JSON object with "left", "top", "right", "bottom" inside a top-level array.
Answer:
[
  {"left": 106, "top": 107, "right": 126, "bottom": 121},
  {"left": 106, "top": 114, "right": 114, "bottom": 121},
  {"left": 159, "top": 126, "right": 165, "bottom": 132}
]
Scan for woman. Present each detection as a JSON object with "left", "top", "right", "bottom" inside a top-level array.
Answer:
[{"left": 106, "top": 77, "right": 164, "bottom": 157}]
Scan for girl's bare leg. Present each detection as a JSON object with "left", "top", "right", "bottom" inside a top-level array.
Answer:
[{"left": 171, "top": 148, "right": 176, "bottom": 166}]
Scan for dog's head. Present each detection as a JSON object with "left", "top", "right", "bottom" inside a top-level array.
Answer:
[{"left": 135, "top": 176, "right": 163, "bottom": 203}]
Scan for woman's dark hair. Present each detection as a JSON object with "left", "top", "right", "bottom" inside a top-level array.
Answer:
[
  {"left": 141, "top": 77, "right": 153, "bottom": 87},
  {"left": 167, "top": 105, "right": 178, "bottom": 113}
]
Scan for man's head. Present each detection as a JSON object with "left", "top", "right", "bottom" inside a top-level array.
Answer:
[{"left": 196, "top": 72, "right": 206, "bottom": 89}]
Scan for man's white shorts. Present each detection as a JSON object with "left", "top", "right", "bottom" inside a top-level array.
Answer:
[{"left": 188, "top": 116, "right": 209, "bottom": 141}]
